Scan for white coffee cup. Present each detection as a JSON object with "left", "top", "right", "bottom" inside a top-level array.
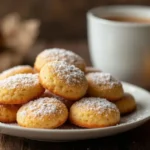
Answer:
[{"left": 87, "top": 5, "right": 150, "bottom": 87}]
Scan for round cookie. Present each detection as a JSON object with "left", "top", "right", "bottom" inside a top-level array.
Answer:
[
  {"left": 0, "top": 74, "right": 44, "bottom": 104},
  {"left": 53, "top": 95, "right": 75, "bottom": 109},
  {"left": 69, "top": 97, "right": 120, "bottom": 128},
  {"left": 41, "top": 90, "right": 74, "bottom": 109},
  {"left": 0, "top": 104, "right": 21, "bottom": 123},
  {"left": 17, "top": 97, "right": 68, "bottom": 129},
  {"left": 40, "top": 61, "right": 88, "bottom": 100},
  {"left": 86, "top": 72, "right": 124, "bottom": 101},
  {"left": 0, "top": 65, "right": 34, "bottom": 80},
  {"left": 34, "top": 48, "right": 86, "bottom": 72},
  {"left": 114, "top": 93, "right": 136, "bottom": 115}
]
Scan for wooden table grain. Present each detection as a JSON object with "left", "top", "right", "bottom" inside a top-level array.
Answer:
[
  {"left": 2, "top": 40, "right": 150, "bottom": 150},
  {"left": 1, "top": 121, "right": 150, "bottom": 150}
]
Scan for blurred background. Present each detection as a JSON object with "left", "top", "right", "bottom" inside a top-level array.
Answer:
[{"left": 0, "top": 0, "right": 149, "bottom": 72}]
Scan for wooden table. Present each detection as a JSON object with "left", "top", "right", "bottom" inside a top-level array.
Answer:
[
  {"left": 2, "top": 41, "right": 150, "bottom": 150},
  {"left": 1, "top": 121, "right": 150, "bottom": 150}
]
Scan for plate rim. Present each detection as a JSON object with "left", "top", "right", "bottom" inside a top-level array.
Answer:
[{"left": 1, "top": 81, "right": 150, "bottom": 134}]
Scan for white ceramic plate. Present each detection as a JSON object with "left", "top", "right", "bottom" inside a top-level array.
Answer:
[{"left": 0, "top": 82, "right": 150, "bottom": 142}]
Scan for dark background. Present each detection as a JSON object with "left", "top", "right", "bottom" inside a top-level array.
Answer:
[
  {"left": 1, "top": 0, "right": 150, "bottom": 74},
  {"left": 0, "top": 0, "right": 150, "bottom": 41}
]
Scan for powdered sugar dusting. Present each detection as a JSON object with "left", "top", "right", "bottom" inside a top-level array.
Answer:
[
  {"left": 39, "top": 48, "right": 84, "bottom": 64},
  {"left": 75, "top": 97, "right": 118, "bottom": 114},
  {"left": 49, "top": 61, "right": 85, "bottom": 85},
  {"left": 87, "top": 72, "right": 121, "bottom": 87},
  {"left": 120, "top": 113, "right": 144, "bottom": 124},
  {"left": 20, "top": 97, "right": 63, "bottom": 117},
  {"left": 120, "top": 104, "right": 148, "bottom": 124},
  {"left": 3, "top": 102, "right": 149, "bottom": 130},
  {"left": 0, "top": 65, "right": 33, "bottom": 76},
  {"left": 0, "top": 73, "right": 39, "bottom": 89}
]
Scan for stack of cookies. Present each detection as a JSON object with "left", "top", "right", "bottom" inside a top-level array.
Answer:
[{"left": 0, "top": 48, "right": 136, "bottom": 129}]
